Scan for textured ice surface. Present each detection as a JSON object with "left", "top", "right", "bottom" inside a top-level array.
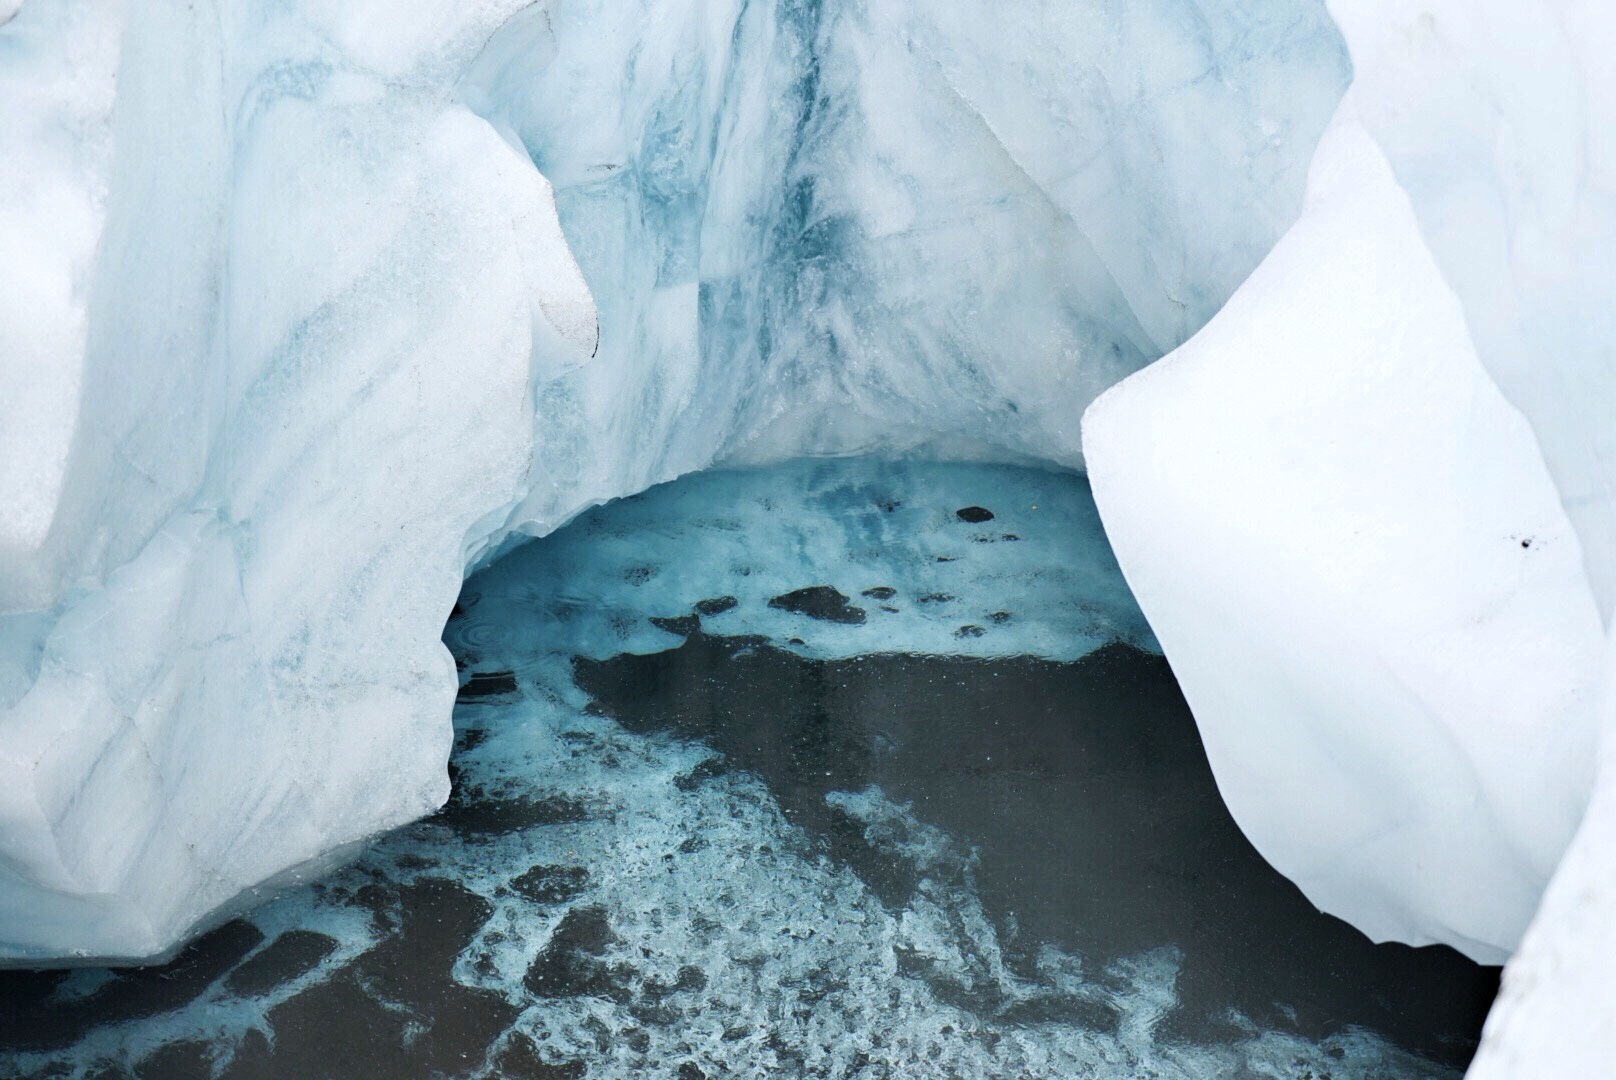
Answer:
[
  {"left": 457, "top": 0, "right": 1351, "bottom": 554},
  {"left": 1082, "top": 106, "right": 1606, "bottom": 964},
  {"left": 0, "top": 0, "right": 597, "bottom": 963},
  {"left": 0, "top": 0, "right": 1349, "bottom": 963},
  {"left": 0, "top": 460, "right": 1475, "bottom": 1079}
]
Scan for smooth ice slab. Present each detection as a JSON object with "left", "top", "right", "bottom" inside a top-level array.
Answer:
[
  {"left": 1082, "top": 105, "right": 1606, "bottom": 964},
  {"left": 1328, "top": 0, "right": 1616, "bottom": 620}
]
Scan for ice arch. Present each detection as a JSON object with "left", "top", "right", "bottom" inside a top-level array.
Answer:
[{"left": 0, "top": 0, "right": 1347, "bottom": 965}]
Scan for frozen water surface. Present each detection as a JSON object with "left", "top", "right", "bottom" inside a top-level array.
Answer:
[{"left": 0, "top": 459, "right": 1494, "bottom": 1078}]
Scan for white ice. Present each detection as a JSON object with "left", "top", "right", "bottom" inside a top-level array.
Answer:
[
  {"left": 1083, "top": 103, "right": 1606, "bottom": 965},
  {"left": 1318, "top": 3, "right": 1616, "bottom": 1071},
  {"left": 1087, "top": 1, "right": 1616, "bottom": 1069}
]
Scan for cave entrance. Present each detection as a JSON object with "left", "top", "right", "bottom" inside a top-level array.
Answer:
[
  {"left": 437, "top": 456, "right": 1497, "bottom": 1075},
  {"left": 0, "top": 457, "right": 1498, "bottom": 1079}
]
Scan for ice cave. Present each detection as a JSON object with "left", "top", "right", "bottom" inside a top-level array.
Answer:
[{"left": 0, "top": 0, "right": 1611, "bottom": 1077}]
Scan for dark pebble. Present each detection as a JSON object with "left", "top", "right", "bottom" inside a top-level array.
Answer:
[{"left": 768, "top": 586, "right": 866, "bottom": 625}]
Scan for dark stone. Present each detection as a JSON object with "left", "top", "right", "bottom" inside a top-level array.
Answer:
[
  {"left": 511, "top": 865, "right": 591, "bottom": 905},
  {"left": 625, "top": 566, "right": 656, "bottom": 585},
  {"left": 650, "top": 614, "right": 701, "bottom": 637},
  {"left": 694, "top": 596, "right": 739, "bottom": 616},
  {"left": 224, "top": 931, "right": 339, "bottom": 998},
  {"left": 917, "top": 593, "right": 953, "bottom": 605},
  {"left": 458, "top": 671, "right": 518, "bottom": 700},
  {"left": 989, "top": 611, "right": 1012, "bottom": 624},
  {"left": 861, "top": 586, "right": 897, "bottom": 600},
  {"left": 524, "top": 906, "right": 630, "bottom": 1001},
  {"left": 767, "top": 586, "right": 865, "bottom": 625},
  {"left": 678, "top": 1063, "right": 708, "bottom": 1080},
  {"left": 955, "top": 506, "right": 995, "bottom": 523},
  {"left": 954, "top": 625, "right": 985, "bottom": 639}
]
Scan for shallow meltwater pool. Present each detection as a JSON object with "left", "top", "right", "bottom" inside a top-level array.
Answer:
[{"left": 0, "top": 458, "right": 1496, "bottom": 1078}]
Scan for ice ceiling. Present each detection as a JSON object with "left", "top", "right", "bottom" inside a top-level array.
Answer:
[{"left": 0, "top": 0, "right": 1611, "bottom": 1073}]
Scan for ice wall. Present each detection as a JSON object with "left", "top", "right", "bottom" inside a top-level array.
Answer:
[
  {"left": 459, "top": 0, "right": 1350, "bottom": 555},
  {"left": 1083, "top": 106, "right": 1605, "bottom": 964},
  {"left": 1086, "top": 2, "right": 1616, "bottom": 1069},
  {"left": 0, "top": 0, "right": 596, "bottom": 962},
  {"left": 0, "top": 0, "right": 1348, "bottom": 963},
  {"left": 1318, "top": 1, "right": 1616, "bottom": 1073},
  {"left": 1327, "top": 0, "right": 1616, "bottom": 623}
]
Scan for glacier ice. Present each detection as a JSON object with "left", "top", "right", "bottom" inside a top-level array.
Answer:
[
  {"left": 1327, "top": 0, "right": 1616, "bottom": 623},
  {"left": 456, "top": 0, "right": 1351, "bottom": 555},
  {"left": 1084, "top": 1, "right": 1616, "bottom": 1071},
  {"left": 1318, "top": 2, "right": 1616, "bottom": 1071},
  {"left": 1083, "top": 103, "right": 1607, "bottom": 965},
  {"left": 0, "top": 0, "right": 598, "bottom": 962},
  {"left": 1085, "top": 1, "right": 1616, "bottom": 1068},
  {"left": 0, "top": 0, "right": 1349, "bottom": 964}
]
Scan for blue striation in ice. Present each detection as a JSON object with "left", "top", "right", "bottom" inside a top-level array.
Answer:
[{"left": 460, "top": 0, "right": 1354, "bottom": 553}]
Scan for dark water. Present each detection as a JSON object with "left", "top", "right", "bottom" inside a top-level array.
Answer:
[
  {"left": 575, "top": 633, "right": 1497, "bottom": 1065},
  {"left": 0, "top": 459, "right": 1496, "bottom": 1078}
]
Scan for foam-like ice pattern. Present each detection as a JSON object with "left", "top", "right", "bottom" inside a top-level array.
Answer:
[
  {"left": 454, "top": 459, "right": 1158, "bottom": 667},
  {"left": 0, "top": 0, "right": 1347, "bottom": 963},
  {"left": 0, "top": 461, "right": 1453, "bottom": 1080}
]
